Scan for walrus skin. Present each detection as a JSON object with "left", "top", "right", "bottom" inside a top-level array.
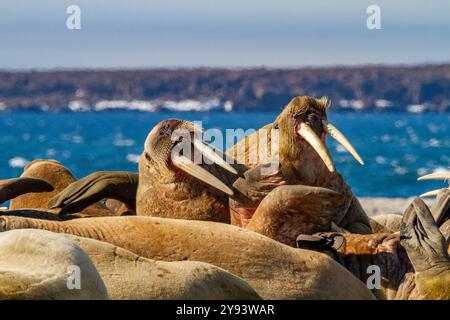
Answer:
[
  {"left": 0, "top": 229, "right": 108, "bottom": 300},
  {"left": 67, "top": 234, "right": 262, "bottom": 300},
  {"left": 0, "top": 215, "right": 375, "bottom": 300},
  {"left": 0, "top": 228, "right": 261, "bottom": 300}
]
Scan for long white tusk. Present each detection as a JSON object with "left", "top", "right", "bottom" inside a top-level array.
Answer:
[
  {"left": 420, "top": 189, "right": 444, "bottom": 198},
  {"left": 298, "top": 123, "right": 335, "bottom": 172},
  {"left": 172, "top": 154, "right": 234, "bottom": 196},
  {"left": 417, "top": 172, "right": 450, "bottom": 181},
  {"left": 322, "top": 120, "right": 365, "bottom": 165},
  {"left": 193, "top": 139, "right": 237, "bottom": 175}
]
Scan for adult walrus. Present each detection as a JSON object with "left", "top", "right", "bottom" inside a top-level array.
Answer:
[
  {"left": 48, "top": 105, "right": 366, "bottom": 244},
  {"left": 48, "top": 119, "right": 246, "bottom": 223},
  {"left": 0, "top": 215, "right": 375, "bottom": 300},
  {"left": 297, "top": 189, "right": 450, "bottom": 300},
  {"left": 0, "top": 229, "right": 261, "bottom": 300},
  {"left": 5, "top": 159, "right": 114, "bottom": 217},
  {"left": 0, "top": 229, "right": 108, "bottom": 300},
  {"left": 228, "top": 96, "right": 373, "bottom": 236}
]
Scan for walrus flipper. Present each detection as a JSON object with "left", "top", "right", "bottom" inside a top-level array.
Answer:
[
  {"left": 48, "top": 171, "right": 138, "bottom": 215},
  {"left": 400, "top": 196, "right": 450, "bottom": 299},
  {"left": 431, "top": 189, "right": 450, "bottom": 226},
  {"left": 0, "top": 178, "right": 54, "bottom": 205}
]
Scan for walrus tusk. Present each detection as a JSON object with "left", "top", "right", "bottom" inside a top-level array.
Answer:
[
  {"left": 322, "top": 120, "right": 364, "bottom": 165},
  {"left": 297, "top": 123, "right": 335, "bottom": 172},
  {"left": 420, "top": 189, "right": 443, "bottom": 198},
  {"left": 418, "top": 172, "right": 450, "bottom": 181},
  {"left": 172, "top": 154, "right": 234, "bottom": 196},
  {"left": 193, "top": 139, "right": 237, "bottom": 175}
]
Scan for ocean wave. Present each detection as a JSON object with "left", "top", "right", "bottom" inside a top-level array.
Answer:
[
  {"left": 8, "top": 157, "right": 29, "bottom": 168},
  {"left": 95, "top": 100, "right": 158, "bottom": 112},
  {"left": 126, "top": 153, "right": 140, "bottom": 164},
  {"left": 66, "top": 98, "right": 226, "bottom": 112},
  {"left": 162, "top": 98, "right": 221, "bottom": 112}
]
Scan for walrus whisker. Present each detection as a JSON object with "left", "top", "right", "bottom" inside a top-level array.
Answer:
[
  {"left": 171, "top": 154, "right": 234, "bottom": 196},
  {"left": 297, "top": 123, "right": 335, "bottom": 172},
  {"left": 322, "top": 120, "right": 365, "bottom": 165}
]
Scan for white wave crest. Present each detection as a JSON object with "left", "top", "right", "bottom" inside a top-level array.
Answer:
[{"left": 8, "top": 156, "right": 30, "bottom": 168}]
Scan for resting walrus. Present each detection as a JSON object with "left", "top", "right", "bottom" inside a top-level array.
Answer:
[
  {"left": 297, "top": 189, "right": 450, "bottom": 300},
  {"left": 44, "top": 97, "right": 370, "bottom": 245},
  {"left": 46, "top": 119, "right": 246, "bottom": 223},
  {"left": 0, "top": 214, "right": 375, "bottom": 300},
  {"left": 46, "top": 117, "right": 344, "bottom": 241},
  {"left": 2, "top": 159, "right": 115, "bottom": 218},
  {"left": 0, "top": 229, "right": 261, "bottom": 300}
]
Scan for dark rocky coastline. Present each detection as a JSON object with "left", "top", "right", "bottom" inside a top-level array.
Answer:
[{"left": 1, "top": 64, "right": 449, "bottom": 112}]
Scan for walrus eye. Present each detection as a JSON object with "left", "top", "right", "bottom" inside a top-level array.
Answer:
[
  {"left": 145, "top": 152, "right": 151, "bottom": 161},
  {"left": 273, "top": 124, "right": 279, "bottom": 130}
]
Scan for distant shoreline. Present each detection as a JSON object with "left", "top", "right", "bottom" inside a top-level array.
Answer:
[{"left": 1, "top": 64, "right": 449, "bottom": 113}]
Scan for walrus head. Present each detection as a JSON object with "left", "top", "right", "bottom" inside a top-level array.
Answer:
[
  {"left": 142, "top": 119, "right": 237, "bottom": 196},
  {"left": 273, "top": 96, "right": 364, "bottom": 184}
]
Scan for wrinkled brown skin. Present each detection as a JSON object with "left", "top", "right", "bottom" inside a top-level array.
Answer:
[
  {"left": 228, "top": 96, "right": 373, "bottom": 234},
  {"left": 0, "top": 215, "right": 375, "bottom": 300},
  {"left": 8, "top": 160, "right": 114, "bottom": 217},
  {"left": 300, "top": 190, "right": 450, "bottom": 300},
  {"left": 400, "top": 197, "right": 450, "bottom": 300},
  {"left": 0, "top": 177, "right": 53, "bottom": 205}
]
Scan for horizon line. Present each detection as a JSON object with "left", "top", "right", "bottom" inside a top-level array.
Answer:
[{"left": 1, "top": 61, "right": 450, "bottom": 73}]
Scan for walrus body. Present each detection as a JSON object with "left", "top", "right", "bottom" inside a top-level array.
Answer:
[
  {"left": 6, "top": 160, "right": 114, "bottom": 217},
  {"left": 228, "top": 96, "right": 373, "bottom": 234},
  {"left": 67, "top": 234, "right": 261, "bottom": 300},
  {"left": 0, "top": 229, "right": 108, "bottom": 300},
  {"left": 297, "top": 190, "right": 450, "bottom": 300},
  {"left": 0, "top": 215, "right": 375, "bottom": 300}
]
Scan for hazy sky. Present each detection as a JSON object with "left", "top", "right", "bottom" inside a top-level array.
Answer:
[{"left": 0, "top": 0, "right": 449, "bottom": 69}]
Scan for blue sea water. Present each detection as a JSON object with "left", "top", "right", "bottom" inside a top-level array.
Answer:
[{"left": 0, "top": 111, "right": 449, "bottom": 198}]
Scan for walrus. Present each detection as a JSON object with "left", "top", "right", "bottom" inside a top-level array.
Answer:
[
  {"left": 296, "top": 189, "right": 450, "bottom": 300},
  {"left": 0, "top": 229, "right": 261, "bottom": 300},
  {"left": 46, "top": 109, "right": 364, "bottom": 245},
  {"left": 47, "top": 119, "right": 247, "bottom": 223},
  {"left": 0, "top": 229, "right": 108, "bottom": 300},
  {"left": 228, "top": 96, "right": 373, "bottom": 235},
  {"left": 0, "top": 215, "right": 375, "bottom": 300},
  {"left": 5, "top": 159, "right": 115, "bottom": 218}
]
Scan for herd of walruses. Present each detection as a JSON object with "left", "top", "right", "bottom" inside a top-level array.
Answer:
[{"left": 0, "top": 96, "right": 449, "bottom": 300}]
